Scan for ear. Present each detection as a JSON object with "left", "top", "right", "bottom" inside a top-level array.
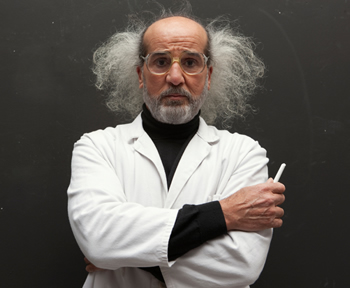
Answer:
[
  {"left": 207, "top": 66, "right": 213, "bottom": 90},
  {"left": 137, "top": 66, "right": 144, "bottom": 89}
]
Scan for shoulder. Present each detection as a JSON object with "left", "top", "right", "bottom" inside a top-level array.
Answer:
[
  {"left": 75, "top": 115, "right": 144, "bottom": 150},
  {"left": 196, "top": 119, "right": 268, "bottom": 184},
  {"left": 198, "top": 117, "right": 264, "bottom": 152}
]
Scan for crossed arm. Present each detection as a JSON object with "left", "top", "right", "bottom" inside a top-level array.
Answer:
[{"left": 84, "top": 178, "right": 285, "bottom": 272}]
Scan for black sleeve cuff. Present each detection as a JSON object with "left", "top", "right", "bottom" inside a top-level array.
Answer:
[{"left": 168, "top": 201, "right": 227, "bottom": 261}]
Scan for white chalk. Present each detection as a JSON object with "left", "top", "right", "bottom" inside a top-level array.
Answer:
[{"left": 273, "top": 163, "right": 286, "bottom": 183}]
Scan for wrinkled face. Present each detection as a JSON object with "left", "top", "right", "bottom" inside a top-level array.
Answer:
[{"left": 137, "top": 16, "right": 213, "bottom": 124}]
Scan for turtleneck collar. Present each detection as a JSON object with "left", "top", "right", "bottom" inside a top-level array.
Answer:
[{"left": 141, "top": 104, "right": 200, "bottom": 140}]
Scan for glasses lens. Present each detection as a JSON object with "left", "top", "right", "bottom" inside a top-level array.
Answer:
[
  {"left": 180, "top": 52, "right": 205, "bottom": 74},
  {"left": 146, "top": 52, "right": 206, "bottom": 75},
  {"left": 148, "top": 52, "right": 172, "bottom": 74}
]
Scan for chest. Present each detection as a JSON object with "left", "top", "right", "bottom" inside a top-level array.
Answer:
[{"left": 112, "top": 136, "right": 234, "bottom": 209}]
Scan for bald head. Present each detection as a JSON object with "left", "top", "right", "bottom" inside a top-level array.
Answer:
[{"left": 141, "top": 16, "right": 209, "bottom": 57}]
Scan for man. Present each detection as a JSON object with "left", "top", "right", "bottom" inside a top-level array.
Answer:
[{"left": 68, "top": 5, "right": 285, "bottom": 288}]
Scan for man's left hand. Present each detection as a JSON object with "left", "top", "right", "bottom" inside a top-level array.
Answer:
[{"left": 84, "top": 257, "right": 103, "bottom": 273}]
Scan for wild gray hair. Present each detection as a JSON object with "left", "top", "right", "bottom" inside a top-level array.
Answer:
[{"left": 92, "top": 4, "right": 265, "bottom": 127}]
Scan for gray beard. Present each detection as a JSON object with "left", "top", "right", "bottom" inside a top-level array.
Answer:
[{"left": 142, "top": 78, "right": 209, "bottom": 125}]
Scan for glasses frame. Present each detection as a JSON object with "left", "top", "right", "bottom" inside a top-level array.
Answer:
[{"left": 140, "top": 51, "right": 209, "bottom": 76}]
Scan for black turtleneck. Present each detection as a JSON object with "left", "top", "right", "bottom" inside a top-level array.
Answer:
[
  {"left": 139, "top": 105, "right": 227, "bottom": 283},
  {"left": 141, "top": 104, "right": 200, "bottom": 188}
]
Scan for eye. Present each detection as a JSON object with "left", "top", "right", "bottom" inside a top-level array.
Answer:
[
  {"left": 155, "top": 57, "right": 169, "bottom": 67},
  {"left": 182, "top": 57, "right": 199, "bottom": 67},
  {"left": 149, "top": 53, "right": 171, "bottom": 68}
]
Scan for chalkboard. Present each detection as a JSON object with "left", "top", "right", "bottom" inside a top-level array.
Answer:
[{"left": 1, "top": 0, "right": 349, "bottom": 287}]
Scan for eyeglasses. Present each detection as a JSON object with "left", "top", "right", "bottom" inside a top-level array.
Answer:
[{"left": 140, "top": 51, "right": 209, "bottom": 76}]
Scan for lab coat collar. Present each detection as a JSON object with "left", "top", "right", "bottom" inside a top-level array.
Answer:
[
  {"left": 127, "top": 114, "right": 220, "bottom": 208},
  {"left": 127, "top": 114, "right": 220, "bottom": 144},
  {"left": 197, "top": 117, "right": 220, "bottom": 144}
]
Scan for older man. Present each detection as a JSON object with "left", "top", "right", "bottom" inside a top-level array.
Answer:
[{"left": 68, "top": 7, "right": 285, "bottom": 288}]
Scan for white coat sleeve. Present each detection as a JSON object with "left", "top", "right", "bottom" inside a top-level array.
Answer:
[
  {"left": 67, "top": 132, "right": 178, "bottom": 270},
  {"left": 162, "top": 138, "right": 271, "bottom": 288}
]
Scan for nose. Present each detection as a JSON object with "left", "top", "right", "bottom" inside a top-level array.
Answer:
[{"left": 166, "top": 62, "right": 185, "bottom": 86}]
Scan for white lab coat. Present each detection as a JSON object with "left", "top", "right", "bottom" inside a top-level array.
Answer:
[{"left": 68, "top": 115, "right": 271, "bottom": 288}]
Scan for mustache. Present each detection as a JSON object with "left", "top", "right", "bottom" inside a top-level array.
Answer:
[{"left": 158, "top": 87, "right": 193, "bottom": 100}]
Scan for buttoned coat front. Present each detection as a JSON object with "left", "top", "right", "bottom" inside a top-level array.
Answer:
[{"left": 68, "top": 115, "right": 271, "bottom": 288}]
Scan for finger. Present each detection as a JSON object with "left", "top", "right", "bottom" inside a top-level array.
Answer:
[
  {"left": 266, "top": 178, "right": 274, "bottom": 184},
  {"left": 270, "top": 182, "right": 286, "bottom": 194},
  {"left": 84, "top": 257, "right": 91, "bottom": 264},
  {"left": 268, "top": 192, "right": 285, "bottom": 206},
  {"left": 86, "top": 264, "right": 92, "bottom": 273},
  {"left": 274, "top": 193, "right": 285, "bottom": 206},
  {"left": 86, "top": 263, "right": 102, "bottom": 273},
  {"left": 275, "top": 207, "right": 284, "bottom": 218},
  {"left": 272, "top": 218, "right": 283, "bottom": 228},
  {"left": 86, "top": 264, "right": 95, "bottom": 273}
]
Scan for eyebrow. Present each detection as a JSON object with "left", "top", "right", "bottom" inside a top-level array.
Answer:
[{"left": 149, "top": 50, "right": 202, "bottom": 55}]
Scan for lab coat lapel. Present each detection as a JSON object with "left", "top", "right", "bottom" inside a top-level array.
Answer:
[
  {"left": 165, "top": 118, "right": 218, "bottom": 208},
  {"left": 132, "top": 117, "right": 168, "bottom": 193}
]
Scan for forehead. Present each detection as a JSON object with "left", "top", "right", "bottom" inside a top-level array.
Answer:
[{"left": 143, "top": 16, "right": 208, "bottom": 54}]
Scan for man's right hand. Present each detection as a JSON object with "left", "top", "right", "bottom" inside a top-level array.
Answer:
[{"left": 219, "top": 178, "right": 286, "bottom": 232}]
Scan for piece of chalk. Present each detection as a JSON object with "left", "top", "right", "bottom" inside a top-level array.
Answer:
[{"left": 273, "top": 163, "right": 286, "bottom": 183}]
